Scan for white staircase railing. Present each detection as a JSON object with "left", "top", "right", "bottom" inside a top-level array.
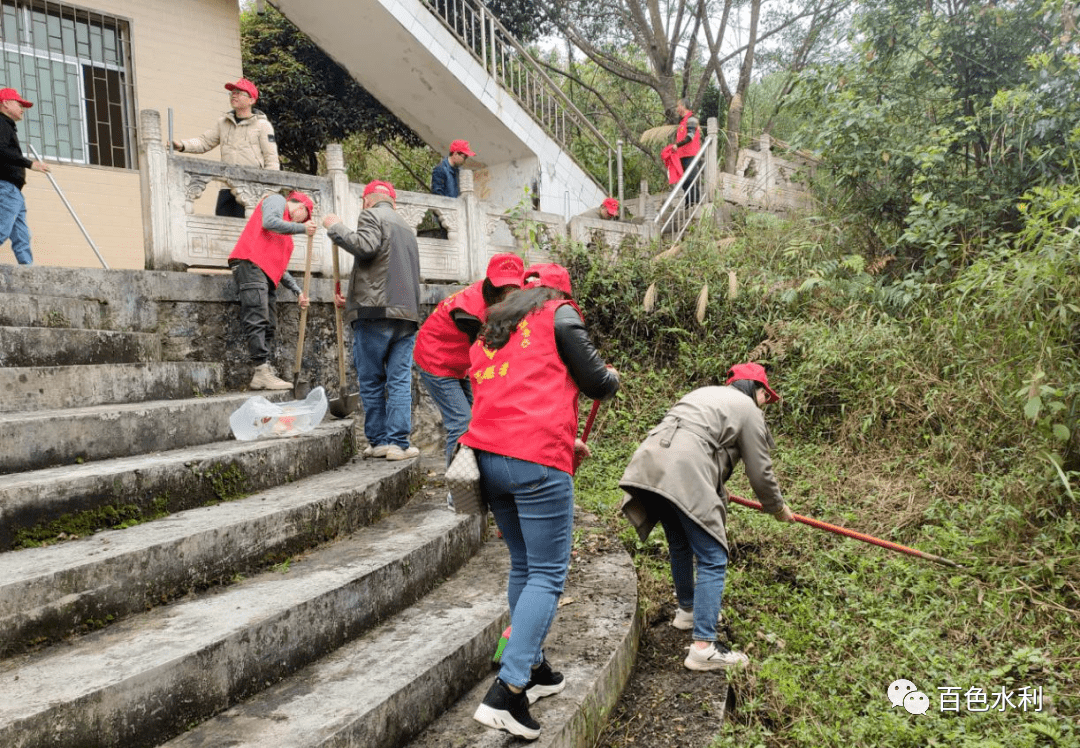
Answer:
[
  {"left": 654, "top": 135, "right": 716, "bottom": 244},
  {"left": 423, "top": 0, "right": 617, "bottom": 195}
]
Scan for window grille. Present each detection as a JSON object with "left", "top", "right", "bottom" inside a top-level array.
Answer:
[{"left": 0, "top": 0, "right": 135, "bottom": 169}]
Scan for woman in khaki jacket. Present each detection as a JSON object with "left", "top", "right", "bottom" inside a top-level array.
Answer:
[
  {"left": 620, "top": 363, "right": 794, "bottom": 671},
  {"left": 172, "top": 78, "right": 280, "bottom": 217}
]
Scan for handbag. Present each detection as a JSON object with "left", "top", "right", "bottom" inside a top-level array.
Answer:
[{"left": 445, "top": 443, "right": 485, "bottom": 515}]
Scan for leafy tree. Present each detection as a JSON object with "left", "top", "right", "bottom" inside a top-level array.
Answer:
[
  {"left": 547, "top": 0, "right": 849, "bottom": 172},
  {"left": 790, "top": 0, "right": 1078, "bottom": 276},
  {"left": 239, "top": 5, "right": 423, "bottom": 174}
]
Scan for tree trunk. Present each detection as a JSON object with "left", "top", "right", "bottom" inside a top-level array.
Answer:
[{"left": 723, "top": 94, "right": 743, "bottom": 174}]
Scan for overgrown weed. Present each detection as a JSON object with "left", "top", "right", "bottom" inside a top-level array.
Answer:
[{"left": 564, "top": 208, "right": 1079, "bottom": 745}]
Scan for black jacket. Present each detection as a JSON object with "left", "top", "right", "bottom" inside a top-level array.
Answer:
[{"left": 0, "top": 113, "right": 31, "bottom": 190}]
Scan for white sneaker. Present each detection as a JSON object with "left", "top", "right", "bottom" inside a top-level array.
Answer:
[
  {"left": 363, "top": 444, "right": 391, "bottom": 458},
  {"left": 385, "top": 445, "right": 420, "bottom": 461},
  {"left": 249, "top": 363, "right": 292, "bottom": 390},
  {"left": 684, "top": 643, "right": 749, "bottom": 671},
  {"left": 672, "top": 607, "right": 723, "bottom": 631}
]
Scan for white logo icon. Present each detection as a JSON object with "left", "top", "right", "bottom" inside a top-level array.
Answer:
[{"left": 888, "top": 679, "right": 930, "bottom": 715}]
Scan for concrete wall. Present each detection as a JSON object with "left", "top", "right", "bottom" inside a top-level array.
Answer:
[
  {"left": 272, "top": 0, "right": 607, "bottom": 216},
  {"left": 8, "top": 0, "right": 242, "bottom": 270}
]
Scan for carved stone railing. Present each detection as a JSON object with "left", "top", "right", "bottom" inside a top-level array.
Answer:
[
  {"left": 138, "top": 109, "right": 657, "bottom": 279},
  {"left": 721, "top": 133, "right": 817, "bottom": 212}
]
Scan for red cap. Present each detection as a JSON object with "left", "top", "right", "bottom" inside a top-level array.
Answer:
[
  {"left": 602, "top": 197, "right": 619, "bottom": 216},
  {"left": 486, "top": 253, "right": 525, "bottom": 288},
  {"left": 225, "top": 78, "right": 259, "bottom": 102},
  {"left": 725, "top": 362, "right": 781, "bottom": 404},
  {"left": 287, "top": 191, "right": 314, "bottom": 214},
  {"left": 0, "top": 88, "right": 33, "bottom": 108},
  {"left": 449, "top": 139, "right": 476, "bottom": 157},
  {"left": 363, "top": 180, "right": 396, "bottom": 200},
  {"left": 524, "top": 263, "right": 572, "bottom": 297}
]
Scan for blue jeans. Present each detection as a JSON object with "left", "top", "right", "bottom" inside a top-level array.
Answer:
[
  {"left": 478, "top": 451, "right": 574, "bottom": 689},
  {"left": 351, "top": 318, "right": 417, "bottom": 449},
  {"left": 0, "top": 181, "right": 32, "bottom": 264},
  {"left": 655, "top": 498, "right": 728, "bottom": 642},
  {"left": 417, "top": 369, "right": 473, "bottom": 468}
]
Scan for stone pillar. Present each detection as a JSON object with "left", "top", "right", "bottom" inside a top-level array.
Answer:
[
  {"left": 706, "top": 117, "right": 720, "bottom": 206},
  {"left": 325, "top": 143, "right": 353, "bottom": 277},
  {"left": 460, "top": 169, "right": 486, "bottom": 282},
  {"left": 760, "top": 133, "right": 774, "bottom": 208},
  {"left": 138, "top": 109, "right": 178, "bottom": 270},
  {"left": 638, "top": 178, "right": 651, "bottom": 220}
]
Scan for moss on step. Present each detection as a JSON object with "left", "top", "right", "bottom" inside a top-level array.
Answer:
[{"left": 13, "top": 494, "right": 171, "bottom": 548}]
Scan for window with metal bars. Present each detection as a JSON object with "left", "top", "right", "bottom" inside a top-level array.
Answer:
[{"left": 0, "top": 0, "right": 135, "bottom": 168}]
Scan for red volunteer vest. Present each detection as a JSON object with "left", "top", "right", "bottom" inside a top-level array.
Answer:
[
  {"left": 460, "top": 299, "right": 581, "bottom": 474},
  {"left": 413, "top": 280, "right": 487, "bottom": 379},
  {"left": 674, "top": 111, "right": 701, "bottom": 159},
  {"left": 228, "top": 199, "right": 296, "bottom": 285}
]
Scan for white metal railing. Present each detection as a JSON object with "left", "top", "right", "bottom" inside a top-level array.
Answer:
[
  {"left": 654, "top": 135, "right": 716, "bottom": 244},
  {"left": 422, "top": 0, "right": 617, "bottom": 194}
]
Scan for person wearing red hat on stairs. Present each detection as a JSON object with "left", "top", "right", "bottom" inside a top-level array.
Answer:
[
  {"left": 465, "top": 276, "right": 619, "bottom": 740},
  {"left": 227, "top": 190, "right": 316, "bottom": 390},
  {"left": 172, "top": 78, "right": 280, "bottom": 217},
  {"left": 323, "top": 180, "right": 422, "bottom": 462},
  {"left": 619, "top": 363, "right": 795, "bottom": 672},
  {"left": 0, "top": 88, "right": 49, "bottom": 265},
  {"left": 431, "top": 139, "right": 476, "bottom": 198},
  {"left": 413, "top": 252, "right": 525, "bottom": 474}
]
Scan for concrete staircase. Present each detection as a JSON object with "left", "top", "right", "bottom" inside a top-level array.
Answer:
[{"left": 0, "top": 264, "right": 640, "bottom": 748}]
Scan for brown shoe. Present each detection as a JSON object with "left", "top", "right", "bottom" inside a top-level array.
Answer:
[{"left": 249, "top": 363, "right": 292, "bottom": 390}]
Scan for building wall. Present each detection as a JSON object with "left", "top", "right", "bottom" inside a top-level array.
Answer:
[{"left": 7, "top": 0, "right": 242, "bottom": 270}]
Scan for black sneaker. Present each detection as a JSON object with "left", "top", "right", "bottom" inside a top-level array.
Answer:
[
  {"left": 473, "top": 677, "right": 541, "bottom": 740},
  {"left": 525, "top": 657, "right": 566, "bottom": 704}
]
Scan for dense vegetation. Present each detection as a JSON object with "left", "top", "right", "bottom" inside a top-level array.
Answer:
[
  {"left": 555, "top": 4, "right": 1078, "bottom": 744},
  {"left": 562, "top": 197, "right": 1077, "bottom": 744}
]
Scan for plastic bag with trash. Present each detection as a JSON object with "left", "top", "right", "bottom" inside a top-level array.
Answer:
[{"left": 229, "top": 386, "right": 328, "bottom": 441}]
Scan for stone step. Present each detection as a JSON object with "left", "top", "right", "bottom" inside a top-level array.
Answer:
[
  {"left": 0, "top": 453, "right": 417, "bottom": 656},
  {"left": 404, "top": 513, "right": 641, "bottom": 748},
  {"left": 0, "top": 420, "right": 355, "bottom": 551},
  {"left": 0, "top": 326, "right": 163, "bottom": 367},
  {"left": 0, "top": 391, "right": 292, "bottom": 474},
  {"left": 162, "top": 510, "right": 641, "bottom": 748},
  {"left": 0, "top": 292, "right": 157, "bottom": 332},
  {"left": 0, "top": 493, "right": 485, "bottom": 748},
  {"left": 162, "top": 537, "right": 511, "bottom": 748},
  {"left": 0, "top": 361, "right": 224, "bottom": 413}
]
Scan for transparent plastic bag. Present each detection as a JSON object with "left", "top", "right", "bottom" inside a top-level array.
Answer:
[{"left": 229, "top": 387, "right": 328, "bottom": 441}]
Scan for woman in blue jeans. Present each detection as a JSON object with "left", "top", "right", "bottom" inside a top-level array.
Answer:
[
  {"left": 460, "top": 265, "right": 619, "bottom": 740},
  {"left": 412, "top": 253, "right": 524, "bottom": 471},
  {"left": 619, "top": 363, "right": 794, "bottom": 671}
]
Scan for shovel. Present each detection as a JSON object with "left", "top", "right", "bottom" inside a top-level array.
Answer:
[
  {"left": 328, "top": 244, "right": 359, "bottom": 417},
  {"left": 292, "top": 233, "right": 314, "bottom": 398}
]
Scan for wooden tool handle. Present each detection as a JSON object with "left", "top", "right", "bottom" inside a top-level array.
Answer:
[{"left": 293, "top": 233, "right": 314, "bottom": 376}]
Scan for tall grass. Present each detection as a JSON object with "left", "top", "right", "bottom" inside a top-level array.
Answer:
[{"left": 562, "top": 201, "right": 1079, "bottom": 746}]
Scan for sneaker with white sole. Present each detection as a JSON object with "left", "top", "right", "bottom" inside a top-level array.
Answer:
[
  {"left": 363, "top": 444, "right": 390, "bottom": 458},
  {"left": 684, "top": 642, "right": 749, "bottom": 671},
  {"left": 385, "top": 445, "right": 420, "bottom": 461},
  {"left": 525, "top": 657, "right": 565, "bottom": 704},
  {"left": 249, "top": 363, "right": 292, "bottom": 390},
  {"left": 473, "top": 677, "right": 540, "bottom": 740},
  {"left": 672, "top": 607, "right": 723, "bottom": 631}
]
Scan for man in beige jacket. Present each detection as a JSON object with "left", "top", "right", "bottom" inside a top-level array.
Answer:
[{"left": 172, "top": 78, "right": 280, "bottom": 217}]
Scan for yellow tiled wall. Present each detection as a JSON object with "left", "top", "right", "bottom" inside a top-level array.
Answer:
[{"left": 5, "top": 0, "right": 243, "bottom": 269}]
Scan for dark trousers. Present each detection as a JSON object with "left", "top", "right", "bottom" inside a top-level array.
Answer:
[
  {"left": 231, "top": 259, "right": 277, "bottom": 364},
  {"left": 681, "top": 156, "right": 701, "bottom": 206},
  {"left": 216, "top": 188, "right": 246, "bottom": 218}
]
